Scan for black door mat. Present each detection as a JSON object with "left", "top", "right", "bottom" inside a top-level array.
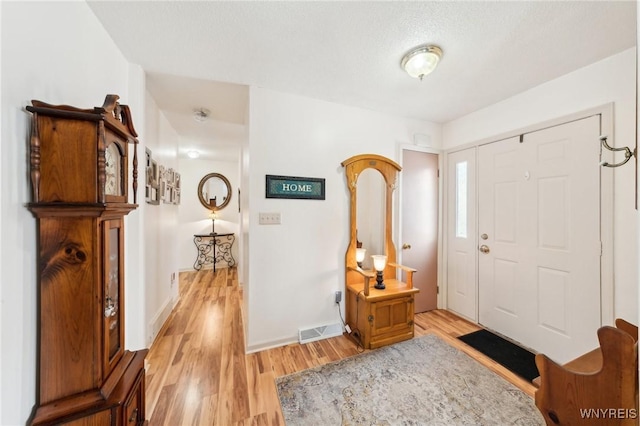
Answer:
[{"left": 458, "top": 329, "right": 539, "bottom": 382}]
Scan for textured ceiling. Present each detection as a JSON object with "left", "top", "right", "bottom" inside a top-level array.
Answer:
[{"left": 88, "top": 1, "right": 636, "bottom": 158}]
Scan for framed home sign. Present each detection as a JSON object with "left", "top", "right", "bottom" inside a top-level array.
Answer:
[{"left": 266, "top": 175, "right": 325, "bottom": 200}]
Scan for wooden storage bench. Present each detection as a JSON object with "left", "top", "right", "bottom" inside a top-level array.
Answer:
[{"left": 533, "top": 319, "right": 638, "bottom": 425}]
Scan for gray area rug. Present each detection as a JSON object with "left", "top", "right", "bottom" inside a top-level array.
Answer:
[{"left": 276, "top": 334, "right": 545, "bottom": 425}]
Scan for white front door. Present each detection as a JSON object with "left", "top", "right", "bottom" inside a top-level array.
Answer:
[
  {"left": 478, "top": 116, "right": 602, "bottom": 363},
  {"left": 446, "top": 147, "right": 477, "bottom": 321}
]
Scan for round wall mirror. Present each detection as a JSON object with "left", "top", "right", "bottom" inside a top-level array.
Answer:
[{"left": 198, "top": 173, "right": 232, "bottom": 211}]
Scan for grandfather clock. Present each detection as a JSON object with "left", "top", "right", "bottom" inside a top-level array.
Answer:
[{"left": 26, "top": 95, "right": 147, "bottom": 425}]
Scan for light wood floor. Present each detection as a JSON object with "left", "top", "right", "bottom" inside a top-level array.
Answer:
[{"left": 145, "top": 268, "right": 536, "bottom": 425}]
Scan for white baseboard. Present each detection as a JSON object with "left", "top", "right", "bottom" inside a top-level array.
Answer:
[
  {"left": 148, "top": 296, "right": 178, "bottom": 346},
  {"left": 245, "top": 335, "right": 298, "bottom": 354}
]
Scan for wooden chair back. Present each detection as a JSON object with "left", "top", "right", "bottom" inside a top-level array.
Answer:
[{"left": 534, "top": 321, "right": 638, "bottom": 425}]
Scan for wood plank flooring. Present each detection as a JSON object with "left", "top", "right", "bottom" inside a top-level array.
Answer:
[{"left": 145, "top": 268, "right": 536, "bottom": 425}]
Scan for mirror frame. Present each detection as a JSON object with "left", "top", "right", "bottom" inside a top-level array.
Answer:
[
  {"left": 197, "top": 173, "right": 232, "bottom": 211},
  {"left": 342, "top": 154, "right": 401, "bottom": 283}
]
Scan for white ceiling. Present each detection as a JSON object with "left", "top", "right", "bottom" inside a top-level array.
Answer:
[{"left": 88, "top": 1, "right": 636, "bottom": 159}]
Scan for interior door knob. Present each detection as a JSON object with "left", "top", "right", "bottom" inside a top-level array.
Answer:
[
  {"left": 479, "top": 245, "right": 490, "bottom": 254},
  {"left": 402, "top": 244, "right": 412, "bottom": 249}
]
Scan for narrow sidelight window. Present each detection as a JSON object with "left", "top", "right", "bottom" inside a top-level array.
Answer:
[{"left": 456, "top": 161, "right": 468, "bottom": 238}]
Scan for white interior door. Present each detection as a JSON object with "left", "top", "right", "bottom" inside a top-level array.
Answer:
[
  {"left": 401, "top": 150, "right": 439, "bottom": 312},
  {"left": 478, "top": 116, "right": 601, "bottom": 363},
  {"left": 446, "top": 148, "right": 477, "bottom": 321}
]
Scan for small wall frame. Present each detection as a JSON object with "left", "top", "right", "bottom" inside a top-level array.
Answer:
[
  {"left": 158, "top": 165, "right": 181, "bottom": 205},
  {"left": 145, "top": 148, "right": 160, "bottom": 205}
]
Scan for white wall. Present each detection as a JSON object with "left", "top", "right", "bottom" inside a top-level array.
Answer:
[
  {"left": 443, "top": 48, "right": 638, "bottom": 324},
  {"left": 144, "top": 93, "right": 181, "bottom": 346},
  {"left": 0, "top": 3, "right": 4, "bottom": 421},
  {"left": 240, "top": 110, "right": 251, "bottom": 333},
  {"left": 0, "top": 3, "right": 146, "bottom": 423},
  {"left": 125, "top": 65, "right": 148, "bottom": 351},
  {"left": 245, "top": 87, "right": 441, "bottom": 351},
  {"left": 178, "top": 158, "right": 241, "bottom": 271}
]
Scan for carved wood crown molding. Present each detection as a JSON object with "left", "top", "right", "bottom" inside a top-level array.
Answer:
[
  {"left": 26, "top": 94, "right": 140, "bottom": 205},
  {"left": 341, "top": 153, "right": 401, "bottom": 189}
]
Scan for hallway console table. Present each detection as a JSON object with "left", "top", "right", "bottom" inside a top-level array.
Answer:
[{"left": 193, "top": 233, "right": 236, "bottom": 271}]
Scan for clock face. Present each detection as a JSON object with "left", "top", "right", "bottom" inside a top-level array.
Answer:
[{"left": 105, "top": 143, "right": 122, "bottom": 196}]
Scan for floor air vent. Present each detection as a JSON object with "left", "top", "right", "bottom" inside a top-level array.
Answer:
[{"left": 298, "top": 323, "right": 343, "bottom": 344}]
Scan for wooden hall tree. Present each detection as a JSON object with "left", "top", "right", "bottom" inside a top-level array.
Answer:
[
  {"left": 26, "top": 95, "right": 147, "bottom": 425},
  {"left": 342, "top": 154, "right": 419, "bottom": 349}
]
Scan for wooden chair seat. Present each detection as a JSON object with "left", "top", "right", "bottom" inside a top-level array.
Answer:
[{"left": 533, "top": 319, "right": 638, "bottom": 425}]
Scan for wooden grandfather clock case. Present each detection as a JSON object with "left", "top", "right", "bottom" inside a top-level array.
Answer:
[{"left": 26, "top": 95, "right": 148, "bottom": 425}]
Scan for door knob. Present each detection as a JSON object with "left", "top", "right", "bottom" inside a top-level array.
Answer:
[
  {"left": 479, "top": 245, "right": 490, "bottom": 254},
  {"left": 402, "top": 244, "right": 412, "bottom": 250}
]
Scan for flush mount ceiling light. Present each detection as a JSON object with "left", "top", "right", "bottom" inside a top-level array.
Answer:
[
  {"left": 187, "top": 150, "right": 200, "bottom": 159},
  {"left": 401, "top": 45, "right": 442, "bottom": 80},
  {"left": 193, "top": 108, "right": 211, "bottom": 122}
]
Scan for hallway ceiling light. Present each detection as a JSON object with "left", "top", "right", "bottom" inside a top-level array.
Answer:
[
  {"left": 193, "top": 107, "right": 211, "bottom": 122},
  {"left": 187, "top": 150, "right": 200, "bottom": 159},
  {"left": 401, "top": 45, "right": 442, "bottom": 80}
]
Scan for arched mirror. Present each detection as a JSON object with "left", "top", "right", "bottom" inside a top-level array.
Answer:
[
  {"left": 198, "top": 173, "right": 232, "bottom": 211},
  {"left": 355, "top": 168, "right": 385, "bottom": 270}
]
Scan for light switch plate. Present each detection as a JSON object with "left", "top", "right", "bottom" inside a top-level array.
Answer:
[{"left": 259, "top": 212, "right": 281, "bottom": 225}]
